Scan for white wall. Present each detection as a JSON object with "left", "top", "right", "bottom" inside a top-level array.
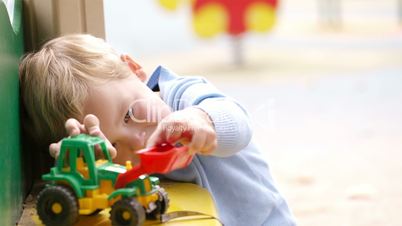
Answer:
[{"left": 104, "top": 0, "right": 200, "bottom": 58}]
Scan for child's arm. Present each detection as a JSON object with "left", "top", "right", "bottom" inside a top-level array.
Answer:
[
  {"left": 195, "top": 97, "right": 253, "bottom": 157},
  {"left": 148, "top": 66, "right": 252, "bottom": 157}
]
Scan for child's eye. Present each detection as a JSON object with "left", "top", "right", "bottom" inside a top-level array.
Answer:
[{"left": 124, "top": 108, "right": 134, "bottom": 123}]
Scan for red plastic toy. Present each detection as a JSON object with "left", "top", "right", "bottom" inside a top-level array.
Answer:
[{"left": 115, "top": 143, "right": 193, "bottom": 189}]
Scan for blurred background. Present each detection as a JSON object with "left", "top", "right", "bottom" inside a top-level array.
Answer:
[
  {"left": 4, "top": 0, "right": 399, "bottom": 225},
  {"left": 104, "top": 1, "right": 402, "bottom": 226}
]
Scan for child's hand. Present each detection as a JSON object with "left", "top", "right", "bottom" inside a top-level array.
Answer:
[
  {"left": 48, "top": 114, "right": 117, "bottom": 159},
  {"left": 147, "top": 107, "right": 217, "bottom": 155}
]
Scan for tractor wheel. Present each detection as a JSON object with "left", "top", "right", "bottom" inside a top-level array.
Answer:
[
  {"left": 147, "top": 187, "right": 170, "bottom": 219},
  {"left": 110, "top": 198, "right": 145, "bottom": 226},
  {"left": 36, "top": 185, "right": 78, "bottom": 226}
]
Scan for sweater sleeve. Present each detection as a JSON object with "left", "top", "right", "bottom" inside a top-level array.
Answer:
[
  {"left": 148, "top": 66, "right": 252, "bottom": 157},
  {"left": 195, "top": 97, "right": 253, "bottom": 157}
]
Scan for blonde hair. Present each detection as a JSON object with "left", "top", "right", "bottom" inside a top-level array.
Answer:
[{"left": 19, "top": 34, "right": 131, "bottom": 142}]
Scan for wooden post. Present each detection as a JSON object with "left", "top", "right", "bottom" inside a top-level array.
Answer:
[
  {"left": 318, "top": 0, "right": 342, "bottom": 29},
  {"left": 232, "top": 35, "right": 244, "bottom": 66},
  {"left": 23, "top": 0, "right": 105, "bottom": 51}
]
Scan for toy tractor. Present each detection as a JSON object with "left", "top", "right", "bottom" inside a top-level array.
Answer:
[{"left": 36, "top": 134, "right": 193, "bottom": 226}]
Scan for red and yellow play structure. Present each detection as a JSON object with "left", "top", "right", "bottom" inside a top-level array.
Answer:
[{"left": 159, "top": 0, "right": 278, "bottom": 38}]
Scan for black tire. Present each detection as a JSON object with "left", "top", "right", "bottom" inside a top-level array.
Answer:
[
  {"left": 110, "top": 198, "right": 145, "bottom": 226},
  {"left": 147, "top": 187, "right": 169, "bottom": 220},
  {"left": 36, "top": 185, "right": 78, "bottom": 226}
]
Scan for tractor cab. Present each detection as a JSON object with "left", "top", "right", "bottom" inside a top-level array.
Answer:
[{"left": 47, "top": 134, "right": 126, "bottom": 191}]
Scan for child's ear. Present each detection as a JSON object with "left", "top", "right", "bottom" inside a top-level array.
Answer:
[{"left": 121, "top": 54, "right": 147, "bottom": 82}]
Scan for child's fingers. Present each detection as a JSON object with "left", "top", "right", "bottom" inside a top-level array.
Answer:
[
  {"left": 166, "top": 121, "right": 187, "bottom": 143},
  {"left": 83, "top": 114, "right": 117, "bottom": 158},
  {"left": 147, "top": 119, "right": 178, "bottom": 147},
  {"left": 104, "top": 142, "right": 116, "bottom": 159},
  {"left": 146, "top": 127, "right": 164, "bottom": 147},
  {"left": 199, "top": 133, "right": 217, "bottom": 155},
  {"left": 65, "top": 118, "right": 85, "bottom": 136},
  {"left": 148, "top": 119, "right": 191, "bottom": 147},
  {"left": 49, "top": 141, "right": 61, "bottom": 158},
  {"left": 83, "top": 114, "right": 100, "bottom": 135},
  {"left": 189, "top": 125, "right": 217, "bottom": 155},
  {"left": 189, "top": 128, "right": 207, "bottom": 154},
  {"left": 106, "top": 143, "right": 117, "bottom": 159}
]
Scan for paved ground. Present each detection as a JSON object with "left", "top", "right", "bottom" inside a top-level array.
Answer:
[{"left": 139, "top": 25, "right": 402, "bottom": 226}]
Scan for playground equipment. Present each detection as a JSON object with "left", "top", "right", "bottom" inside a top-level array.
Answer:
[{"left": 158, "top": 0, "right": 278, "bottom": 64}]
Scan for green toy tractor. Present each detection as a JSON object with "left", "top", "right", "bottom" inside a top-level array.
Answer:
[{"left": 36, "top": 134, "right": 171, "bottom": 226}]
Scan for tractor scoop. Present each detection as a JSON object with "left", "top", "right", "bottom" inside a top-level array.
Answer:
[{"left": 115, "top": 143, "right": 193, "bottom": 188}]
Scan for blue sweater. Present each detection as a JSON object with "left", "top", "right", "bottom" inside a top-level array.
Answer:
[{"left": 147, "top": 66, "right": 296, "bottom": 226}]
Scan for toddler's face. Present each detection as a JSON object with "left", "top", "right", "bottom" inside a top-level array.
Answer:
[{"left": 83, "top": 75, "right": 171, "bottom": 164}]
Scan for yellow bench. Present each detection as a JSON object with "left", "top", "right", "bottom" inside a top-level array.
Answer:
[{"left": 31, "top": 182, "right": 221, "bottom": 226}]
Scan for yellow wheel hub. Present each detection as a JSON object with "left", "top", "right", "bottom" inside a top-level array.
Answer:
[
  {"left": 122, "top": 211, "right": 131, "bottom": 221},
  {"left": 51, "top": 202, "right": 63, "bottom": 214}
]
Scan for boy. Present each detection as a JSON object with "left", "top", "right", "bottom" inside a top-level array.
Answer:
[{"left": 19, "top": 34, "right": 296, "bottom": 226}]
